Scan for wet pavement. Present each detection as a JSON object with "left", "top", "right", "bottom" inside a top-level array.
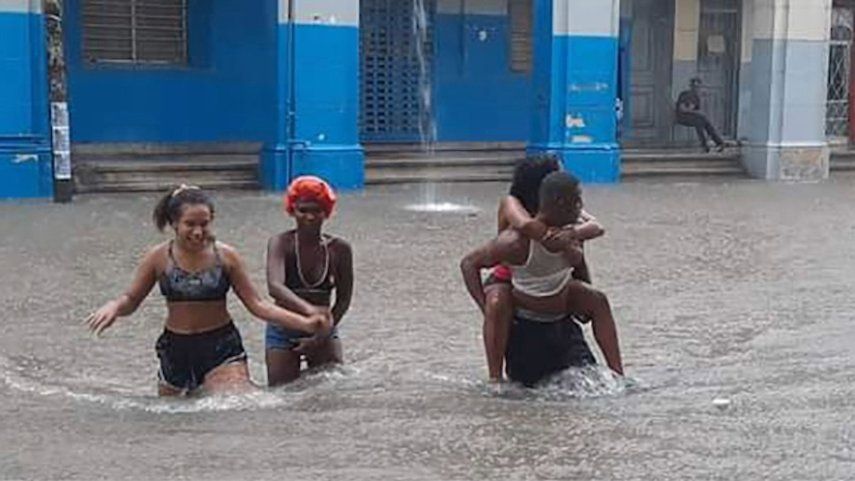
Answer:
[{"left": 1, "top": 177, "right": 855, "bottom": 480}]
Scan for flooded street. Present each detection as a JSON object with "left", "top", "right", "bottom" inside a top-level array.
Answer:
[{"left": 2, "top": 178, "right": 855, "bottom": 480}]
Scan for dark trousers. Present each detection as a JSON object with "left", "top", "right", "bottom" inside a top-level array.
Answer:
[
  {"left": 676, "top": 111, "right": 723, "bottom": 148},
  {"left": 505, "top": 316, "right": 595, "bottom": 387}
]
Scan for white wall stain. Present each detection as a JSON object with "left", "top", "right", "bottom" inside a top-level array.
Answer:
[
  {"left": 568, "top": 82, "right": 609, "bottom": 92},
  {"left": 12, "top": 154, "right": 38, "bottom": 164},
  {"left": 571, "top": 135, "right": 593, "bottom": 143},
  {"left": 566, "top": 114, "right": 586, "bottom": 129}
]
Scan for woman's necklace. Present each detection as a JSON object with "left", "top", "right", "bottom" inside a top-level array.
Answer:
[{"left": 295, "top": 233, "right": 329, "bottom": 288}]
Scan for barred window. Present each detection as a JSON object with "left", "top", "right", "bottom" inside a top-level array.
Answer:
[
  {"left": 82, "top": 0, "right": 187, "bottom": 65},
  {"left": 509, "top": 0, "right": 533, "bottom": 73}
]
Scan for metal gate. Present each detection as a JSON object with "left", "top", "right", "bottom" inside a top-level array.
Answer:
[
  {"left": 359, "top": 0, "right": 434, "bottom": 142},
  {"left": 827, "top": 5, "right": 853, "bottom": 139},
  {"left": 696, "top": 0, "right": 740, "bottom": 139}
]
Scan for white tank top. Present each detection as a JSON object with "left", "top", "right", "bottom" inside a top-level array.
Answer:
[{"left": 510, "top": 239, "right": 574, "bottom": 298}]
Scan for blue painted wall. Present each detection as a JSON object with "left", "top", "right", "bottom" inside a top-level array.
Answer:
[
  {"left": 528, "top": 0, "right": 620, "bottom": 183},
  {"left": 0, "top": 10, "right": 52, "bottom": 198},
  {"left": 262, "top": 19, "right": 363, "bottom": 192},
  {"left": 433, "top": 12, "right": 531, "bottom": 142},
  {"left": 64, "top": 0, "right": 278, "bottom": 143},
  {"left": 289, "top": 23, "right": 364, "bottom": 190},
  {"left": 531, "top": 35, "right": 619, "bottom": 150},
  {"left": 292, "top": 24, "right": 360, "bottom": 148}
]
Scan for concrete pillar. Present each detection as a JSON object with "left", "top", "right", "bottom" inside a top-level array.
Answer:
[
  {"left": 528, "top": 0, "right": 621, "bottom": 183},
  {"left": 0, "top": 0, "right": 52, "bottom": 199},
  {"left": 737, "top": 0, "right": 755, "bottom": 141},
  {"left": 743, "top": 0, "right": 832, "bottom": 180},
  {"left": 260, "top": 0, "right": 364, "bottom": 191}
]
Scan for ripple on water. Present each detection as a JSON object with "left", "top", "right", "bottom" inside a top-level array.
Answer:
[{"left": 0, "top": 354, "right": 362, "bottom": 414}]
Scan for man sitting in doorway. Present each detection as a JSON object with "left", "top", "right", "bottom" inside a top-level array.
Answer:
[{"left": 675, "top": 77, "right": 726, "bottom": 153}]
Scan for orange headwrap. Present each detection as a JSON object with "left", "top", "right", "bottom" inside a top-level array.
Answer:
[{"left": 284, "top": 175, "right": 337, "bottom": 217}]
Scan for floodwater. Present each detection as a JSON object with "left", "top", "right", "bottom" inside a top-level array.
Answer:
[{"left": 1, "top": 178, "right": 855, "bottom": 480}]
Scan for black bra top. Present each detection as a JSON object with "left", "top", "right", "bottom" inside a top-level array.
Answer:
[
  {"left": 285, "top": 234, "right": 335, "bottom": 299},
  {"left": 159, "top": 241, "right": 231, "bottom": 302}
]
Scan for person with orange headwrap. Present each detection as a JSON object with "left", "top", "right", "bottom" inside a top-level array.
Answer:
[{"left": 264, "top": 176, "right": 354, "bottom": 385}]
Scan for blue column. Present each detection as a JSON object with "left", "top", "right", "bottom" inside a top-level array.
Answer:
[
  {"left": 261, "top": 0, "right": 364, "bottom": 191},
  {"left": 742, "top": 0, "right": 831, "bottom": 180},
  {"left": 0, "top": 1, "right": 52, "bottom": 199},
  {"left": 528, "top": 0, "right": 621, "bottom": 183}
]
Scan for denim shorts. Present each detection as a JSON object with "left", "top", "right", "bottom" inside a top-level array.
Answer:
[{"left": 265, "top": 323, "right": 339, "bottom": 351}]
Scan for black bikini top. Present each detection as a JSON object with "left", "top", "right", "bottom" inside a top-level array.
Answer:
[
  {"left": 159, "top": 241, "right": 231, "bottom": 302},
  {"left": 285, "top": 234, "right": 335, "bottom": 299}
]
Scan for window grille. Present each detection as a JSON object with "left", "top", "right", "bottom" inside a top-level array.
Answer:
[
  {"left": 82, "top": 0, "right": 187, "bottom": 65},
  {"left": 509, "top": 0, "right": 532, "bottom": 73},
  {"left": 827, "top": 6, "right": 854, "bottom": 138}
]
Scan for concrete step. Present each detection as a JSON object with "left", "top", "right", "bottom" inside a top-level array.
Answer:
[
  {"left": 365, "top": 148, "right": 745, "bottom": 184},
  {"left": 363, "top": 142, "right": 525, "bottom": 154},
  {"left": 76, "top": 179, "right": 259, "bottom": 194},
  {"left": 78, "top": 168, "right": 256, "bottom": 185},
  {"left": 830, "top": 149, "right": 855, "bottom": 171},
  {"left": 72, "top": 143, "right": 260, "bottom": 194},
  {"left": 622, "top": 149, "right": 741, "bottom": 163},
  {"left": 366, "top": 154, "right": 523, "bottom": 169},
  {"left": 622, "top": 162, "right": 744, "bottom": 177},
  {"left": 367, "top": 150, "right": 523, "bottom": 162},
  {"left": 366, "top": 169, "right": 514, "bottom": 185},
  {"left": 72, "top": 142, "right": 262, "bottom": 156},
  {"left": 364, "top": 147, "right": 519, "bottom": 184},
  {"left": 75, "top": 155, "right": 258, "bottom": 172}
]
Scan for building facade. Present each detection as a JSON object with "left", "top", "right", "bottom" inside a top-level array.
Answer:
[{"left": 0, "top": 0, "right": 840, "bottom": 199}]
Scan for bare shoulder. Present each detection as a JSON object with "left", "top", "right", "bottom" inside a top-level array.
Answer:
[
  {"left": 326, "top": 235, "right": 352, "bottom": 255},
  {"left": 269, "top": 229, "right": 295, "bottom": 243},
  {"left": 497, "top": 194, "right": 516, "bottom": 220},
  {"left": 143, "top": 241, "right": 169, "bottom": 270},
  {"left": 497, "top": 228, "right": 526, "bottom": 247},
  {"left": 214, "top": 241, "right": 242, "bottom": 267},
  {"left": 496, "top": 229, "right": 529, "bottom": 262},
  {"left": 145, "top": 241, "right": 169, "bottom": 258}
]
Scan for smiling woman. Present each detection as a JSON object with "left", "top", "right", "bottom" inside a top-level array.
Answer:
[{"left": 84, "top": 184, "right": 332, "bottom": 397}]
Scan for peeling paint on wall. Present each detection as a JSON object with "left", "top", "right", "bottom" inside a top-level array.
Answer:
[
  {"left": 12, "top": 154, "right": 39, "bottom": 164},
  {"left": 779, "top": 146, "right": 830, "bottom": 181},
  {"left": 565, "top": 114, "right": 586, "bottom": 128},
  {"left": 568, "top": 82, "right": 609, "bottom": 92}
]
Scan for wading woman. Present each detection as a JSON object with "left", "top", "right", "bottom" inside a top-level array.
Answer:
[
  {"left": 265, "top": 176, "right": 354, "bottom": 385},
  {"left": 85, "top": 185, "right": 331, "bottom": 396}
]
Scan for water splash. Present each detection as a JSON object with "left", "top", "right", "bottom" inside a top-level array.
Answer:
[
  {"left": 412, "top": 0, "right": 441, "bottom": 208},
  {"left": 403, "top": 202, "right": 480, "bottom": 214},
  {"left": 412, "top": 0, "right": 436, "bottom": 153},
  {"left": 525, "top": 365, "right": 645, "bottom": 402},
  {"left": 426, "top": 365, "right": 645, "bottom": 402}
]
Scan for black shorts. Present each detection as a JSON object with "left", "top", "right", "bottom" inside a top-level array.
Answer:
[
  {"left": 505, "top": 315, "right": 596, "bottom": 387},
  {"left": 155, "top": 322, "right": 247, "bottom": 392}
]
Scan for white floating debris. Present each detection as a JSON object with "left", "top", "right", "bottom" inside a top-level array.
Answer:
[
  {"left": 712, "top": 398, "right": 731, "bottom": 410},
  {"left": 404, "top": 203, "right": 480, "bottom": 214}
]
